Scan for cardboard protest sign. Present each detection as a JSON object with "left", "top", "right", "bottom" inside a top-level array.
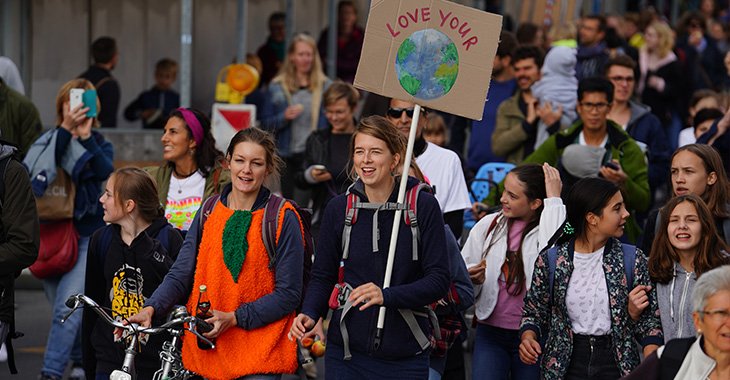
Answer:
[
  {"left": 354, "top": 0, "right": 502, "bottom": 120},
  {"left": 211, "top": 103, "right": 256, "bottom": 154}
]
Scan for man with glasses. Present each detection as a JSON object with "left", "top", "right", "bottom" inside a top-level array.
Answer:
[
  {"left": 491, "top": 46, "right": 561, "bottom": 165},
  {"left": 484, "top": 78, "right": 649, "bottom": 243},
  {"left": 386, "top": 98, "right": 471, "bottom": 239},
  {"left": 604, "top": 55, "right": 670, "bottom": 204}
]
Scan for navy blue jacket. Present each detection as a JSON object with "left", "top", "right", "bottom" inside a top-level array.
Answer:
[
  {"left": 55, "top": 127, "right": 114, "bottom": 237},
  {"left": 301, "top": 177, "right": 450, "bottom": 360},
  {"left": 697, "top": 119, "right": 730, "bottom": 178},
  {"left": 144, "top": 184, "right": 303, "bottom": 329},
  {"left": 123, "top": 86, "right": 180, "bottom": 129},
  {"left": 625, "top": 101, "right": 671, "bottom": 192}
]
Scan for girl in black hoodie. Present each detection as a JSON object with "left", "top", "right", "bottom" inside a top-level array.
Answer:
[{"left": 82, "top": 167, "right": 183, "bottom": 380}]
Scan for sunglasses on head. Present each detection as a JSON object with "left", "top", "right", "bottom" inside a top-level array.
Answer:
[{"left": 387, "top": 107, "right": 415, "bottom": 119}]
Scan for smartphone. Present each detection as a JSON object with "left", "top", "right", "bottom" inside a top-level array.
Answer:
[
  {"left": 312, "top": 165, "right": 327, "bottom": 171},
  {"left": 603, "top": 161, "right": 619, "bottom": 170},
  {"left": 69, "top": 88, "right": 84, "bottom": 112},
  {"left": 82, "top": 89, "right": 98, "bottom": 117}
]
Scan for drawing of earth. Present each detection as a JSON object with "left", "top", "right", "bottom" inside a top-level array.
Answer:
[{"left": 395, "top": 28, "right": 459, "bottom": 101}]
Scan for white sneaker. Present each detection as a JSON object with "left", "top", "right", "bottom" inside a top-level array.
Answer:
[
  {"left": 0, "top": 343, "right": 7, "bottom": 362},
  {"left": 68, "top": 365, "right": 85, "bottom": 380}
]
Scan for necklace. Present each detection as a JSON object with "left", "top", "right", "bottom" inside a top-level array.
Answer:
[
  {"left": 173, "top": 171, "right": 196, "bottom": 194},
  {"left": 173, "top": 167, "right": 197, "bottom": 179}
]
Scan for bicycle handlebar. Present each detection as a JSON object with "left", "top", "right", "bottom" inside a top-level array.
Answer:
[{"left": 64, "top": 294, "right": 215, "bottom": 347}]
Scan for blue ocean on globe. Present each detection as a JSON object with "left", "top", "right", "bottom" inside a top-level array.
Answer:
[{"left": 395, "top": 28, "right": 459, "bottom": 101}]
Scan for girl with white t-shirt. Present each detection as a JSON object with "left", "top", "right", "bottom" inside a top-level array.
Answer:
[
  {"left": 461, "top": 163, "right": 565, "bottom": 380},
  {"left": 519, "top": 177, "right": 663, "bottom": 379}
]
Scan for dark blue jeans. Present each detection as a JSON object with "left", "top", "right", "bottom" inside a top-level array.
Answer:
[
  {"left": 324, "top": 342, "right": 429, "bottom": 380},
  {"left": 472, "top": 323, "right": 539, "bottom": 380},
  {"left": 564, "top": 334, "right": 621, "bottom": 380}
]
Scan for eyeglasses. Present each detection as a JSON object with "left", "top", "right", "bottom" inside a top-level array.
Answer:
[
  {"left": 689, "top": 23, "right": 702, "bottom": 29},
  {"left": 608, "top": 76, "right": 635, "bottom": 84},
  {"left": 387, "top": 107, "right": 415, "bottom": 119},
  {"left": 701, "top": 309, "right": 730, "bottom": 323},
  {"left": 579, "top": 102, "right": 611, "bottom": 112}
]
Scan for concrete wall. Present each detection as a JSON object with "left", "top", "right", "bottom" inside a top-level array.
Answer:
[{"left": 27, "top": 0, "right": 372, "bottom": 129}]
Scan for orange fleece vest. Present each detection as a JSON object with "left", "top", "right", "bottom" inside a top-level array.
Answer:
[{"left": 182, "top": 201, "right": 300, "bottom": 379}]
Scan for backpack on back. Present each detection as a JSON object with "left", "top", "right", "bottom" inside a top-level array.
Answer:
[
  {"left": 96, "top": 223, "right": 172, "bottom": 267},
  {"left": 546, "top": 243, "right": 637, "bottom": 303},
  {"left": 332, "top": 182, "right": 441, "bottom": 358},
  {"left": 199, "top": 193, "right": 313, "bottom": 310}
]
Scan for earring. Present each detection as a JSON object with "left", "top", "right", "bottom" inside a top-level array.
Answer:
[
  {"left": 391, "top": 170, "right": 395, "bottom": 176},
  {"left": 188, "top": 149, "right": 194, "bottom": 156}
]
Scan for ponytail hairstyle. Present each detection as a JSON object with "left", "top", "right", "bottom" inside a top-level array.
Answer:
[
  {"left": 486, "top": 163, "right": 547, "bottom": 296},
  {"left": 110, "top": 166, "right": 164, "bottom": 224},
  {"left": 552, "top": 177, "right": 623, "bottom": 247},
  {"left": 649, "top": 194, "right": 730, "bottom": 284}
]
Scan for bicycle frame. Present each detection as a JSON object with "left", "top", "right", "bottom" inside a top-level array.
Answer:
[{"left": 63, "top": 294, "right": 214, "bottom": 380}]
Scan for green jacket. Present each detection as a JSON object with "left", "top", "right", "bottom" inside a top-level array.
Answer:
[
  {"left": 144, "top": 162, "right": 231, "bottom": 207},
  {"left": 491, "top": 91, "right": 528, "bottom": 165},
  {"left": 486, "top": 120, "right": 650, "bottom": 243},
  {"left": 0, "top": 78, "right": 41, "bottom": 159}
]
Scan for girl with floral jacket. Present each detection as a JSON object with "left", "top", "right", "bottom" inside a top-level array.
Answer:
[{"left": 519, "top": 177, "right": 663, "bottom": 379}]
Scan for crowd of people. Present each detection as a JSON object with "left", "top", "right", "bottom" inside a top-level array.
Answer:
[{"left": 5, "top": 1, "right": 730, "bottom": 380}]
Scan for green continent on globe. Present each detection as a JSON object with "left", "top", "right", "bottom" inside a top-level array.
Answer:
[
  {"left": 441, "top": 44, "right": 458, "bottom": 64},
  {"left": 400, "top": 72, "right": 422, "bottom": 95},
  {"left": 398, "top": 37, "right": 417, "bottom": 64},
  {"left": 435, "top": 64, "right": 458, "bottom": 93}
]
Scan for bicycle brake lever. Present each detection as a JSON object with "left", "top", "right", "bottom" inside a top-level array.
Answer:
[
  {"left": 188, "top": 321, "right": 216, "bottom": 349},
  {"left": 61, "top": 306, "right": 78, "bottom": 323}
]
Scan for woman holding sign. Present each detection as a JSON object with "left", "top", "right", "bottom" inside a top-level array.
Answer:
[{"left": 289, "top": 116, "right": 450, "bottom": 379}]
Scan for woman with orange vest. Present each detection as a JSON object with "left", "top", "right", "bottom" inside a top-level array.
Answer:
[{"left": 124, "top": 127, "right": 304, "bottom": 380}]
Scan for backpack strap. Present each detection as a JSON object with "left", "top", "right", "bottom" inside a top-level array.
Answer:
[
  {"left": 197, "top": 194, "right": 221, "bottom": 248},
  {"left": 404, "top": 186, "right": 420, "bottom": 261},
  {"left": 623, "top": 244, "right": 636, "bottom": 289},
  {"left": 342, "top": 192, "right": 359, "bottom": 260},
  {"left": 547, "top": 246, "right": 559, "bottom": 305},
  {"left": 157, "top": 225, "right": 171, "bottom": 253},
  {"left": 262, "top": 193, "right": 286, "bottom": 270},
  {"left": 96, "top": 225, "right": 115, "bottom": 267},
  {"left": 658, "top": 336, "right": 696, "bottom": 380}
]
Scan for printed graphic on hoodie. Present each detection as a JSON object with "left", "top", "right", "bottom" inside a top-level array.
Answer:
[{"left": 111, "top": 264, "right": 149, "bottom": 344}]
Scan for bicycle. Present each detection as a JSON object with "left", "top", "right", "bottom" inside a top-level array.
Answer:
[{"left": 63, "top": 293, "right": 214, "bottom": 380}]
